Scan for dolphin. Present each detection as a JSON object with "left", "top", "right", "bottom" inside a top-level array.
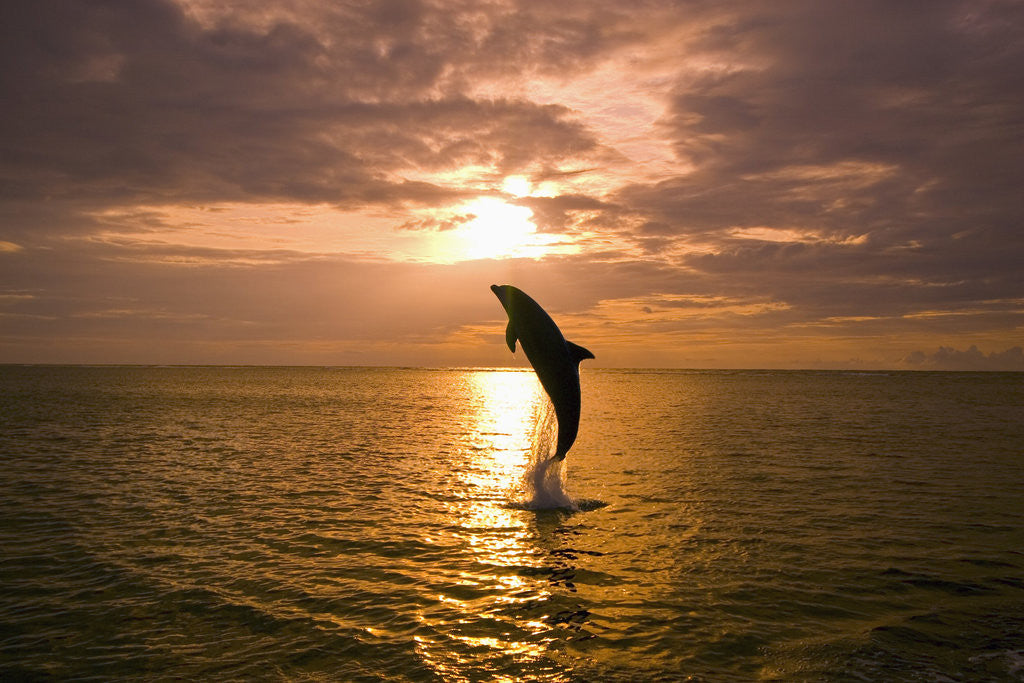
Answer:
[{"left": 491, "top": 284, "right": 594, "bottom": 460}]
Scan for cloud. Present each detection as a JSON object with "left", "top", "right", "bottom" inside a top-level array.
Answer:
[
  {"left": 595, "top": 0, "right": 1024, "bottom": 344},
  {"left": 619, "top": 1, "right": 1024, "bottom": 245},
  {"left": 900, "top": 346, "right": 1024, "bottom": 371},
  {"left": 516, "top": 194, "right": 612, "bottom": 233},
  {"left": 0, "top": 0, "right": 605, "bottom": 215},
  {"left": 1, "top": 0, "right": 1022, "bottom": 365}
]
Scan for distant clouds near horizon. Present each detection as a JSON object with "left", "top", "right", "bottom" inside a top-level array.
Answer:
[
  {"left": 901, "top": 346, "right": 1024, "bottom": 372},
  {"left": 1, "top": 0, "right": 1022, "bottom": 368}
]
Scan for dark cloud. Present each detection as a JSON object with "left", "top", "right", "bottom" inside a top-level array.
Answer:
[
  {"left": 0, "top": 0, "right": 603, "bottom": 214},
  {"left": 604, "top": 0, "right": 1024, "bottom": 341},
  {"left": 397, "top": 213, "right": 474, "bottom": 232},
  {"left": 516, "top": 194, "right": 612, "bottom": 233},
  {"left": 620, "top": 1, "right": 1023, "bottom": 231}
]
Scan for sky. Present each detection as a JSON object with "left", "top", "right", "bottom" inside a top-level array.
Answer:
[{"left": 1, "top": 0, "right": 1022, "bottom": 369}]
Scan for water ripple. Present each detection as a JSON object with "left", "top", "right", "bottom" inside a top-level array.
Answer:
[{"left": 2, "top": 367, "right": 1023, "bottom": 680}]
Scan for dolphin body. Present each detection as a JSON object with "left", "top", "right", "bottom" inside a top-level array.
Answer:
[{"left": 491, "top": 284, "right": 594, "bottom": 460}]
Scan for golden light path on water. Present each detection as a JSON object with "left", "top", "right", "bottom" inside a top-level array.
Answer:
[{"left": 413, "top": 370, "right": 560, "bottom": 679}]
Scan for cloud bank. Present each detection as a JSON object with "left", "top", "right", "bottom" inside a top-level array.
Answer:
[
  {"left": 901, "top": 346, "right": 1024, "bottom": 372},
  {"left": 1, "top": 0, "right": 1021, "bottom": 367}
]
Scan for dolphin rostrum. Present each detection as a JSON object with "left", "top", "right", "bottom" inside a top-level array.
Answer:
[{"left": 491, "top": 284, "right": 594, "bottom": 460}]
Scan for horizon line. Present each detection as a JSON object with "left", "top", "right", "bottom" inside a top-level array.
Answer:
[{"left": 1, "top": 362, "right": 1020, "bottom": 373}]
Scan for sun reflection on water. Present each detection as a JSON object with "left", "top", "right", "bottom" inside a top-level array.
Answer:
[
  {"left": 465, "top": 369, "right": 543, "bottom": 474},
  {"left": 414, "top": 370, "right": 567, "bottom": 678}
]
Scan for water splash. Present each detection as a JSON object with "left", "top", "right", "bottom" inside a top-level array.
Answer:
[{"left": 519, "top": 399, "right": 578, "bottom": 511}]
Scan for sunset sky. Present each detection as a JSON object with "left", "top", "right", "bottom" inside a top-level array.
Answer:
[{"left": 2, "top": 0, "right": 1022, "bottom": 369}]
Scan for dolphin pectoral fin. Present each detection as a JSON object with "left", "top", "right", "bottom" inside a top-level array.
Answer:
[
  {"left": 566, "top": 340, "right": 595, "bottom": 363},
  {"left": 505, "top": 320, "right": 518, "bottom": 353}
]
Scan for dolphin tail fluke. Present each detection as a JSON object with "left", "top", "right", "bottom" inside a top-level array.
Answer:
[{"left": 566, "top": 340, "right": 595, "bottom": 363}]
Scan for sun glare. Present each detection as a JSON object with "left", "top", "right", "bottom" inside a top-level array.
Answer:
[
  {"left": 445, "top": 172, "right": 579, "bottom": 260},
  {"left": 405, "top": 175, "right": 581, "bottom": 262},
  {"left": 501, "top": 175, "right": 532, "bottom": 197},
  {"left": 457, "top": 197, "right": 540, "bottom": 259}
]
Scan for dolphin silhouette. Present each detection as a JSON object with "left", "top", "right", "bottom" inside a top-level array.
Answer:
[{"left": 491, "top": 284, "right": 594, "bottom": 460}]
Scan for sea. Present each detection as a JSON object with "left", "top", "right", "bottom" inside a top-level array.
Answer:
[{"left": 1, "top": 366, "right": 1023, "bottom": 681}]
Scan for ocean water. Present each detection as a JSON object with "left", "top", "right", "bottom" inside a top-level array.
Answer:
[{"left": 1, "top": 366, "right": 1023, "bottom": 681}]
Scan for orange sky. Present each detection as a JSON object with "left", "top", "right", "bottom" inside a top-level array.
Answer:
[{"left": 1, "top": 0, "right": 1022, "bottom": 369}]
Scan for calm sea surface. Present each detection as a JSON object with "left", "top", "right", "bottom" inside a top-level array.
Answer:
[{"left": 1, "top": 366, "right": 1023, "bottom": 681}]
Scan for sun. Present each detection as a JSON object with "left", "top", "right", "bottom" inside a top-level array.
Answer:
[
  {"left": 411, "top": 176, "right": 578, "bottom": 262},
  {"left": 501, "top": 175, "right": 532, "bottom": 197},
  {"left": 457, "top": 197, "right": 540, "bottom": 259}
]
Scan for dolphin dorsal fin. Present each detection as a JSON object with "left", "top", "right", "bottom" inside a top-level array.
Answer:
[
  {"left": 505, "top": 320, "right": 518, "bottom": 353},
  {"left": 567, "top": 340, "right": 594, "bottom": 363}
]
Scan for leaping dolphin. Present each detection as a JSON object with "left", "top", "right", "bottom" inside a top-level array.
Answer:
[{"left": 491, "top": 284, "right": 594, "bottom": 460}]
